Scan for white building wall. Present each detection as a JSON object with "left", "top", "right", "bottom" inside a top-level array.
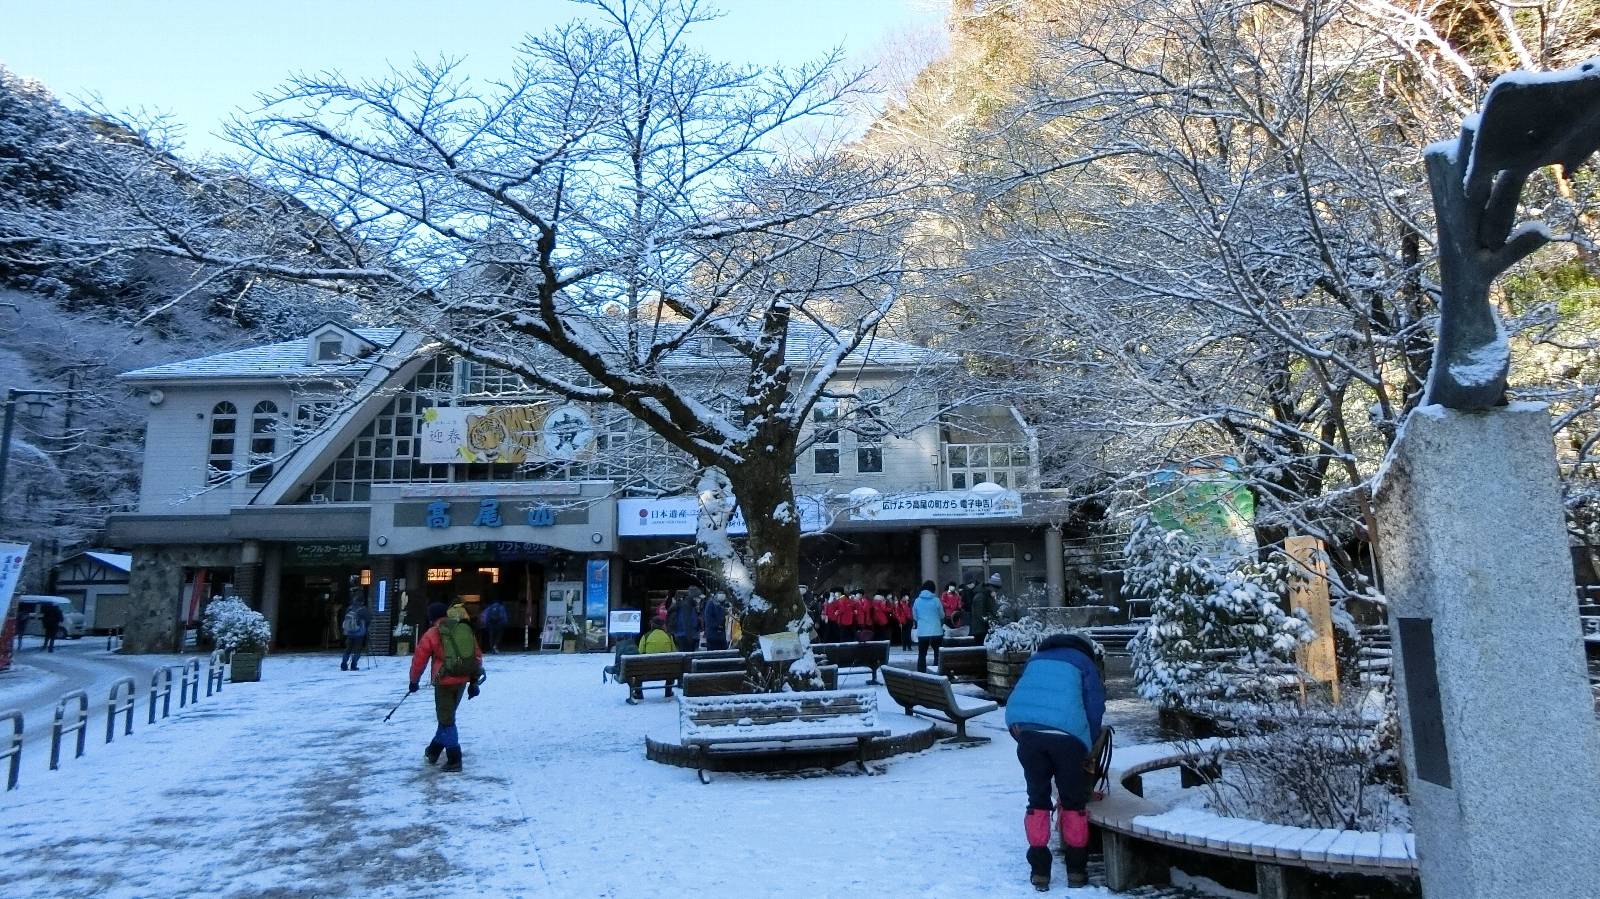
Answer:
[{"left": 137, "top": 384, "right": 298, "bottom": 514}]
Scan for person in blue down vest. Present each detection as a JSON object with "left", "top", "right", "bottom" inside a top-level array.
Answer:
[{"left": 1004, "top": 632, "right": 1105, "bottom": 891}]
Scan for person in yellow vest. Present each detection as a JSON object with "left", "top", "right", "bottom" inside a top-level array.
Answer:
[{"left": 632, "top": 616, "right": 678, "bottom": 701}]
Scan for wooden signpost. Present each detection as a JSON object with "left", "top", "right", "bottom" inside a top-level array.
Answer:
[{"left": 1285, "top": 535, "right": 1339, "bottom": 703}]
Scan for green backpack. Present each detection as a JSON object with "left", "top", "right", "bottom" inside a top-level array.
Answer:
[{"left": 438, "top": 619, "right": 481, "bottom": 680}]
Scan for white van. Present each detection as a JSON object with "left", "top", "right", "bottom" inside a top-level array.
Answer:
[{"left": 16, "top": 595, "right": 87, "bottom": 639}]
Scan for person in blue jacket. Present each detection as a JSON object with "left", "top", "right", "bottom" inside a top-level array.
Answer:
[
  {"left": 1004, "top": 632, "right": 1105, "bottom": 891},
  {"left": 911, "top": 580, "right": 945, "bottom": 673}
]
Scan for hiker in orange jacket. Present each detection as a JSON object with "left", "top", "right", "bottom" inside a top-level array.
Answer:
[{"left": 408, "top": 601, "right": 484, "bottom": 772}]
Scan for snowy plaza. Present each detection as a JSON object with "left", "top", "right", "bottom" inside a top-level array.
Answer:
[{"left": 1, "top": 647, "right": 1188, "bottom": 899}]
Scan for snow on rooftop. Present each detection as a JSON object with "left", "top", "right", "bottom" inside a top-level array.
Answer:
[{"left": 119, "top": 327, "right": 403, "bottom": 382}]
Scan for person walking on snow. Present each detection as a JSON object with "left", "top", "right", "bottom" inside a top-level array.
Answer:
[
  {"left": 1005, "top": 633, "right": 1105, "bottom": 891},
  {"left": 911, "top": 581, "right": 945, "bottom": 673},
  {"left": 40, "top": 601, "right": 64, "bottom": 652},
  {"left": 408, "top": 602, "right": 484, "bottom": 773},
  {"left": 480, "top": 598, "right": 508, "bottom": 654},
  {"left": 340, "top": 597, "right": 370, "bottom": 670}
]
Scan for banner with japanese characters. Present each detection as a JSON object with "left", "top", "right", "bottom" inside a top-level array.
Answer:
[{"left": 419, "top": 404, "right": 595, "bottom": 464}]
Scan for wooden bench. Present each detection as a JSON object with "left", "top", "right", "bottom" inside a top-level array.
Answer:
[
  {"left": 941, "top": 635, "right": 980, "bottom": 649},
  {"left": 810, "top": 641, "right": 891, "bottom": 684},
  {"left": 619, "top": 652, "right": 689, "bottom": 703},
  {"left": 689, "top": 657, "right": 748, "bottom": 673},
  {"left": 682, "top": 666, "right": 839, "bottom": 697},
  {"left": 882, "top": 666, "right": 999, "bottom": 742},
  {"left": 686, "top": 649, "right": 741, "bottom": 663},
  {"left": 678, "top": 688, "right": 889, "bottom": 783},
  {"left": 935, "top": 645, "right": 989, "bottom": 685},
  {"left": 1090, "top": 741, "right": 1417, "bottom": 897}
]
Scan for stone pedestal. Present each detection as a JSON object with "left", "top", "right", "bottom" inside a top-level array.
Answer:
[{"left": 1375, "top": 404, "right": 1600, "bottom": 899}]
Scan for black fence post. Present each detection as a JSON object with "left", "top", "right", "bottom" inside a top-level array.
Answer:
[
  {"left": 106, "top": 677, "right": 136, "bottom": 744},
  {"left": 50, "top": 689, "right": 89, "bottom": 771},
  {"left": 1, "top": 709, "right": 20, "bottom": 790}
]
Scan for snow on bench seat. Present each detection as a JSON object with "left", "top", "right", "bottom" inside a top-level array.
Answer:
[
  {"left": 678, "top": 689, "right": 887, "bottom": 744},
  {"left": 1090, "top": 739, "right": 1417, "bottom": 877}
]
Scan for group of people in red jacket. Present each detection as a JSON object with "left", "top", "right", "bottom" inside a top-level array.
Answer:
[{"left": 819, "top": 587, "right": 955, "bottom": 649}]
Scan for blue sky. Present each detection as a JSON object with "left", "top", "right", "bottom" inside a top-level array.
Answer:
[{"left": 0, "top": 0, "right": 944, "bottom": 156}]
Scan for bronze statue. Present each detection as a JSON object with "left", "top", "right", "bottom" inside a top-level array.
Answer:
[{"left": 1424, "top": 57, "right": 1600, "bottom": 410}]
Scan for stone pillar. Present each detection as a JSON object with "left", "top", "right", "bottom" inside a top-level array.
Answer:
[
  {"left": 1375, "top": 405, "right": 1600, "bottom": 899},
  {"left": 368, "top": 555, "right": 397, "bottom": 657},
  {"left": 1044, "top": 525, "right": 1065, "bottom": 607},
  {"left": 234, "top": 541, "right": 262, "bottom": 608},
  {"left": 918, "top": 527, "right": 939, "bottom": 586},
  {"left": 260, "top": 544, "right": 282, "bottom": 645},
  {"left": 123, "top": 546, "right": 177, "bottom": 653}
]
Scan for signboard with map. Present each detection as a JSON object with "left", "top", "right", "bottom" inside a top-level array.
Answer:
[{"left": 1147, "top": 458, "right": 1256, "bottom": 556}]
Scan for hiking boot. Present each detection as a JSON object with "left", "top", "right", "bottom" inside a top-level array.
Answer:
[
  {"left": 1027, "top": 846, "right": 1052, "bottom": 891},
  {"left": 349, "top": 663, "right": 359, "bottom": 671},
  {"left": 424, "top": 742, "right": 444, "bottom": 765},
  {"left": 1066, "top": 870, "right": 1088, "bottom": 889},
  {"left": 340, "top": 661, "right": 348, "bottom": 671},
  {"left": 442, "top": 747, "right": 463, "bottom": 772}
]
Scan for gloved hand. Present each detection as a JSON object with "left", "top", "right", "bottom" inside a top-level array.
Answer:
[
  {"left": 468, "top": 682, "right": 480, "bottom": 700},
  {"left": 408, "top": 681, "right": 419, "bottom": 694}
]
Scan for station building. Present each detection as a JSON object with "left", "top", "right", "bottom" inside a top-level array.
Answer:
[{"left": 109, "top": 321, "right": 1090, "bottom": 653}]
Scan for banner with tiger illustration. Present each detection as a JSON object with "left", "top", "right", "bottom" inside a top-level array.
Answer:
[{"left": 419, "top": 403, "right": 596, "bottom": 464}]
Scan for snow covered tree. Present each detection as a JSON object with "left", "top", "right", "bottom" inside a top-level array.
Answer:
[
  {"left": 0, "top": 0, "right": 938, "bottom": 650},
  {"left": 1124, "top": 517, "right": 1314, "bottom": 709}
]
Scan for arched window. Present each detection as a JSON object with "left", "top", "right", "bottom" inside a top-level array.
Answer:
[
  {"left": 207, "top": 402, "right": 238, "bottom": 485},
  {"left": 248, "top": 401, "right": 279, "bottom": 485}
]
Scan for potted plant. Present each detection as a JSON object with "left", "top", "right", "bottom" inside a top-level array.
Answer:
[
  {"left": 202, "top": 596, "right": 272, "bottom": 682},
  {"left": 984, "top": 616, "right": 1104, "bottom": 703},
  {"left": 559, "top": 621, "right": 581, "bottom": 654}
]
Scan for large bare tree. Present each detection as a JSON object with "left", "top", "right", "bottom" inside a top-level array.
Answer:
[{"left": 0, "top": 0, "right": 935, "bottom": 647}]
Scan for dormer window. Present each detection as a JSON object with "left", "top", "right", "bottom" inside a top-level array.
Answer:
[{"left": 315, "top": 337, "right": 344, "bottom": 363}]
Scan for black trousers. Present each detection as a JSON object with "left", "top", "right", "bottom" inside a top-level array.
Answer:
[
  {"left": 341, "top": 635, "right": 365, "bottom": 667},
  {"left": 1015, "top": 728, "right": 1089, "bottom": 811},
  {"left": 916, "top": 635, "right": 943, "bottom": 672}
]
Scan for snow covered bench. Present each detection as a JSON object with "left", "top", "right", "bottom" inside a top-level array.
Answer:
[
  {"left": 882, "top": 666, "right": 998, "bottom": 742},
  {"left": 1089, "top": 741, "right": 1417, "bottom": 898},
  {"left": 933, "top": 645, "right": 989, "bottom": 685},
  {"left": 681, "top": 666, "right": 839, "bottom": 697},
  {"left": 678, "top": 688, "right": 889, "bottom": 783},
  {"left": 810, "top": 641, "right": 890, "bottom": 684}
]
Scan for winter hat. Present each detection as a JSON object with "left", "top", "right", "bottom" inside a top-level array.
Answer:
[
  {"left": 426, "top": 602, "right": 447, "bottom": 621},
  {"left": 987, "top": 572, "right": 1003, "bottom": 586}
]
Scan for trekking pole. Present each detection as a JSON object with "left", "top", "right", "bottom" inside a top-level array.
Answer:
[{"left": 382, "top": 689, "right": 414, "bottom": 723}]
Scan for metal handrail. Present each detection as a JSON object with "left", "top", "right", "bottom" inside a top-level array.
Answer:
[
  {"left": 148, "top": 667, "right": 174, "bottom": 724},
  {"left": 106, "top": 677, "right": 136, "bottom": 744},
  {"left": 206, "top": 650, "right": 226, "bottom": 697},
  {"left": 1, "top": 709, "right": 20, "bottom": 790},
  {"left": 178, "top": 659, "right": 200, "bottom": 708},
  {"left": 50, "top": 689, "right": 89, "bottom": 770},
  {"left": 105, "top": 627, "right": 123, "bottom": 652}
]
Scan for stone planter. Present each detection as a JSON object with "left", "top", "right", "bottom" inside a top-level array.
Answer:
[
  {"left": 986, "top": 649, "right": 1030, "bottom": 703},
  {"left": 560, "top": 636, "right": 578, "bottom": 654},
  {"left": 394, "top": 639, "right": 413, "bottom": 656},
  {"left": 230, "top": 651, "right": 263, "bottom": 683}
]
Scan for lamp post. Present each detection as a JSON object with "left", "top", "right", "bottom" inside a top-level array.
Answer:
[{"left": 0, "top": 387, "right": 61, "bottom": 533}]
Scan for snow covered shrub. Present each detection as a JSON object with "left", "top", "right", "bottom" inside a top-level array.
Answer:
[
  {"left": 1179, "top": 692, "right": 1409, "bottom": 831},
  {"left": 202, "top": 596, "right": 271, "bottom": 653},
  {"left": 984, "top": 616, "right": 1103, "bottom": 661},
  {"left": 1124, "top": 517, "right": 1314, "bottom": 708}
]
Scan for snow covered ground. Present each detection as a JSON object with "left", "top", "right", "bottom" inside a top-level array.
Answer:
[{"left": 0, "top": 651, "right": 1201, "bottom": 898}]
